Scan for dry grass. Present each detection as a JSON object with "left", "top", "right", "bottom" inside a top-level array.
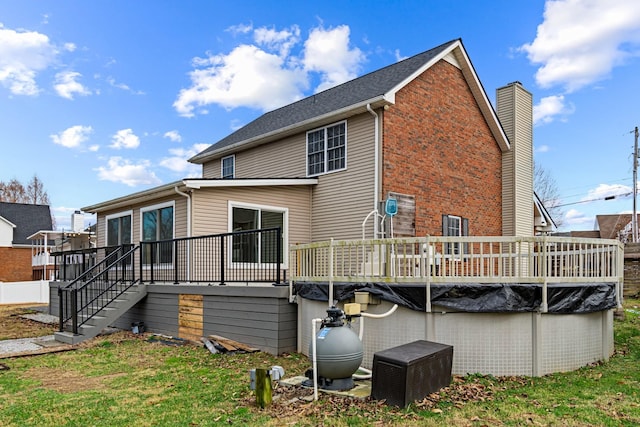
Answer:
[{"left": 0, "top": 304, "right": 57, "bottom": 340}]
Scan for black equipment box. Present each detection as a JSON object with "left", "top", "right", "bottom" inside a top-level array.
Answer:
[{"left": 371, "top": 340, "right": 453, "bottom": 407}]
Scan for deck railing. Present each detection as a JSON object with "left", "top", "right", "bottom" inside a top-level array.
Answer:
[
  {"left": 140, "top": 227, "right": 283, "bottom": 284},
  {"left": 53, "top": 228, "right": 284, "bottom": 285},
  {"left": 289, "top": 236, "right": 625, "bottom": 311},
  {"left": 58, "top": 244, "right": 139, "bottom": 334}
]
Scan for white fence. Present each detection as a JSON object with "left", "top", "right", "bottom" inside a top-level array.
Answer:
[{"left": 0, "top": 280, "right": 50, "bottom": 304}]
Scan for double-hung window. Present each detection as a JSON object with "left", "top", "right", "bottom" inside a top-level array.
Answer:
[
  {"left": 141, "top": 202, "right": 174, "bottom": 265},
  {"left": 307, "top": 121, "right": 346, "bottom": 176},
  {"left": 230, "top": 203, "right": 286, "bottom": 265},
  {"left": 442, "top": 214, "right": 469, "bottom": 256},
  {"left": 221, "top": 155, "right": 235, "bottom": 179}
]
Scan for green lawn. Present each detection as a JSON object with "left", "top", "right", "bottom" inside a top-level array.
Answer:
[{"left": 0, "top": 300, "right": 638, "bottom": 426}]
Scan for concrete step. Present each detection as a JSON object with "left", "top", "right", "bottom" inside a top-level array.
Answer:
[{"left": 54, "top": 283, "right": 147, "bottom": 345}]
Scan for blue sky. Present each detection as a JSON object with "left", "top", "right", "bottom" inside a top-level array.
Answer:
[{"left": 1, "top": 0, "right": 640, "bottom": 232}]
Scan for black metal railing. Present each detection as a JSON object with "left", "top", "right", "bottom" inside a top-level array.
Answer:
[
  {"left": 139, "top": 227, "right": 283, "bottom": 285},
  {"left": 57, "top": 228, "right": 283, "bottom": 335},
  {"left": 58, "top": 245, "right": 139, "bottom": 334},
  {"left": 51, "top": 245, "right": 133, "bottom": 282}
]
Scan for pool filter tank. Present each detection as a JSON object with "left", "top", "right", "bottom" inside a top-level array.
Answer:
[{"left": 304, "top": 306, "right": 363, "bottom": 391}]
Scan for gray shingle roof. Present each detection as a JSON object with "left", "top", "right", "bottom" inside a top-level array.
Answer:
[
  {"left": 0, "top": 202, "right": 53, "bottom": 245},
  {"left": 190, "top": 39, "right": 459, "bottom": 163}
]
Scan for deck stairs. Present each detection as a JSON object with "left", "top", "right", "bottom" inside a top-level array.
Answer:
[{"left": 55, "top": 283, "right": 147, "bottom": 345}]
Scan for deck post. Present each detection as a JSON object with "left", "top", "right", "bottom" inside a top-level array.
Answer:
[
  {"left": 174, "top": 239, "right": 179, "bottom": 284},
  {"left": 541, "top": 236, "right": 548, "bottom": 313},
  {"left": 425, "top": 236, "right": 432, "bottom": 313},
  {"left": 328, "top": 238, "right": 334, "bottom": 307},
  {"left": 71, "top": 288, "right": 78, "bottom": 334},
  {"left": 220, "top": 236, "right": 226, "bottom": 285},
  {"left": 276, "top": 227, "right": 282, "bottom": 284}
]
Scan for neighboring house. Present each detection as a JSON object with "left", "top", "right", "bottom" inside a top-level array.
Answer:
[
  {"left": 568, "top": 214, "right": 640, "bottom": 241},
  {"left": 29, "top": 211, "right": 96, "bottom": 281},
  {"left": 0, "top": 202, "right": 53, "bottom": 282},
  {"left": 83, "top": 39, "right": 539, "bottom": 254}
]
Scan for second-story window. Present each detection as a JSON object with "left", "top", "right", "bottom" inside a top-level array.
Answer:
[
  {"left": 307, "top": 121, "right": 346, "bottom": 176},
  {"left": 221, "top": 155, "right": 235, "bottom": 179}
]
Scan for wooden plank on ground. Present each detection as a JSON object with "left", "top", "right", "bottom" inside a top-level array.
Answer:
[{"left": 208, "top": 334, "right": 259, "bottom": 353}]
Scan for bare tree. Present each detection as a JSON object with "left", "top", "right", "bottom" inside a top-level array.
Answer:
[
  {"left": 534, "top": 163, "right": 564, "bottom": 228},
  {"left": 1, "top": 175, "right": 55, "bottom": 228},
  {"left": 0, "top": 178, "right": 26, "bottom": 203},
  {"left": 25, "top": 175, "right": 51, "bottom": 205}
]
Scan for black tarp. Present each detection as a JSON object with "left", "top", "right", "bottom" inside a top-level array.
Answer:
[{"left": 293, "top": 282, "right": 617, "bottom": 314}]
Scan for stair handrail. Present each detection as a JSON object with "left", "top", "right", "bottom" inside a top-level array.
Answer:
[{"left": 58, "top": 244, "right": 140, "bottom": 334}]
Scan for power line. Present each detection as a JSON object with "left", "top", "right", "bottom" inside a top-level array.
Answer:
[{"left": 553, "top": 191, "right": 633, "bottom": 208}]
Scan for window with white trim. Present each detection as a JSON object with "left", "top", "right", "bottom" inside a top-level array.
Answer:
[
  {"left": 306, "top": 121, "right": 346, "bottom": 176},
  {"left": 230, "top": 203, "right": 286, "bottom": 265},
  {"left": 221, "top": 155, "right": 235, "bottom": 179},
  {"left": 141, "top": 202, "right": 174, "bottom": 265},
  {"left": 442, "top": 214, "right": 469, "bottom": 256},
  {"left": 106, "top": 211, "right": 132, "bottom": 247}
]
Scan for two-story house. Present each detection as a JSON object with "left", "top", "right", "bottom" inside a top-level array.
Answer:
[{"left": 53, "top": 39, "right": 619, "bottom": 377}]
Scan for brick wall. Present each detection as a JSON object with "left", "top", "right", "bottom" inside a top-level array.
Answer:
[
  {"left": 0, "top": 247, "right": 33, "bottom": 282},
  {"left": 624, "top": 243, "right": 640, "bottom": 298},
  {"left": 382, "top": 60, "right": 503, "bottom": 237}
]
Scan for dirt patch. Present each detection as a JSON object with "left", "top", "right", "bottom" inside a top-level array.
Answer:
[
  {"left": 22, "top": 367, "right": 127, "bottom": 393},
  {"left": 0, "top": 304, "right": 57, "bottom": 340}
]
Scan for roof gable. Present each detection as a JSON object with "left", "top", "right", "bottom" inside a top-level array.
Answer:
[
  {"left": 0, "top": 202, "right": 53, "bottom": 245},
  {"left": 596, "top": 214, "right": 638, "bottom": 239},
  {"left": 190, "top": 39, "right": 509, "bottom": 164}
]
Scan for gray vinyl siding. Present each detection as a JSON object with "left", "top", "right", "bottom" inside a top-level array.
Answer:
[
  {"left": 111, "top": 292, "right": 179, "bottom": 337},
  {"left": 108, "top": 284, "right": 296, "bottom": 355},
  {"left": 191, "top": 186, "right": 312, "bottom": 246},
  {"left": 203, "top": 295, "right": 296, "bottom": 355}
]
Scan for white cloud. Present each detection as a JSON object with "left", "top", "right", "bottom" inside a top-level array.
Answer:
[
  {"left": 106, "top": 76, "right": 144, "bottom": 95},
  {"left": 254, "top": 25, "right": 300, "bottom": 57},
  {"left": 50, "top": 125, "right": 93, "bottom": 149},
  {"left": 110, "top": 128, "right": 140, "bottom": 149},
  {"left": 63, "top": 42, "right": 76, "bottom": 52},
  {"left": 159, "top": 143, "right": 209, "bottom": 176},
  {"left": 173, "top": 23, "right": 366, "bottom": 116},
  {"left": 0, "top": 24, "right": 59, "bottom": 96},
  {"left": 303, "top": 25, "right": 365, "bottom": 92},
  {"left": 226, "top": 23, "right": 253, "bottom": 36},
  {"left": 533, "top": 95, "right": 575, "bottom": 125},
  {"left": 95, "top": 157, "right": 161, "bottom": 187},
  {"left": 163, "top": 130, "right": 182, "bottom": 142},
  {"left": 394, "top": 49, "right": 408, "bottom": 62},
  {"left": 174, "top": 44, "right": 307, "bottom": 116},
  {"left": 563, "top": 208, "right": 594, "bottom": 227},
  {"left": 583, "top": 183, "right": 632, "bottom": 201},
  {"left": 54, "top": 70, "right": 91, "bottom": 99},
  {"left": 521, "top": 0, "right": 640, "bottom": 92},
  {"left": 535, "top": 144, "right": 551, "bottom": 153}
]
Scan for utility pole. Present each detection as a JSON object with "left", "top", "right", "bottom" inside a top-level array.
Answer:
[{"left": 634, "top": 126, "right": 639, "bottom": 242}]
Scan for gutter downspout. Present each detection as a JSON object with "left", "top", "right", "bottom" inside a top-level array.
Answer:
[
  {"left": 366, "top": 104, "right": 380, "bottom": 237},
  {"left": 175, "top": 186, "right": 192, "bottom": 281}
]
